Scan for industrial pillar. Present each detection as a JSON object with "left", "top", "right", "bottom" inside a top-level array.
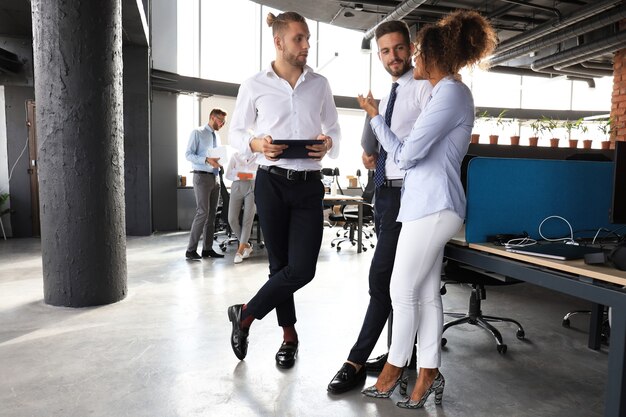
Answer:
[{"left": 31, "top": 0, "right": 127, "bottom": 307}]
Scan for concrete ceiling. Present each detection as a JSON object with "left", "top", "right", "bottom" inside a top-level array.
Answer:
[{"left": 251, "top": 0, "right": 625, "bottom": 81}]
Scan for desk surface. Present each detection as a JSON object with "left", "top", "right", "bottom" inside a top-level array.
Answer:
[
  {"left": 324, "top": 194, "right": 364, "bottom": 202},
  {"left": 450, "top": 237, "right": 626, "bottom": 287}
]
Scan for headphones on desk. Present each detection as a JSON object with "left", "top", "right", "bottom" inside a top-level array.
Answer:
[{"left": 585, "top": 241, "right": 626, "bottom": 271}]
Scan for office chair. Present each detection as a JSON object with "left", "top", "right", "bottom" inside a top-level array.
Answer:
[
  {"left": 440, "top": 260, "right": 525, "bottom": 354},
  {"left": 324, "top": 167, "right": 344, "bottom": 228},
  {"left": 330, "top": 170, "right": 376, "bottom": 252}
]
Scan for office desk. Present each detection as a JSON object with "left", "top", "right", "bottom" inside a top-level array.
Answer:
[
  {"left": 323, "top": 194, "right": 365, "bottom": 253},
  {"left": 444, "top": 240, "right": 626, "bottom": 417}
]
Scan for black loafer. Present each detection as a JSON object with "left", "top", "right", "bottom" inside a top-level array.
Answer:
[
  {"left": 185, "top": 250, "right": 202, "bottom": 260},
  {"left": 227, "top": 304, "right": 249, "bottom": 360},
  {"left": 275, "top": 341, "right": 298, "bottom": 369},
  {"left": 365, "top": 353, "right": 387, "bottom": 373},
  {"left": 203, "top": 249, "right": 225, "bottom": 258},
  {"left": 327, "top": 363, "right": 366, "bottom": 394}
]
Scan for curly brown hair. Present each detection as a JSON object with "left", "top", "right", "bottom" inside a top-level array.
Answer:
[
  {"left": 267, "top": 11, "right": 307, "bottom": 36},
  {"left": 415, "top": 10, "right": 497, "bottom": 77}
]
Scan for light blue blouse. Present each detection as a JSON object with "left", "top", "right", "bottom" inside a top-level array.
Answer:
[{"left": 370, "top": 76, "right": 474, "bottom": 222}]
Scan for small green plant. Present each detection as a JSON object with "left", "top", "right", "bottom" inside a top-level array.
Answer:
[
  {"left": 597, "top": 118, "right": 614, "bottom": 138},
  {"left": 539, "top": 115, "right": 558, "bottom": 138},
  {"left": 576, "top": 118, "right": 589, "bottom": 136},
  {"left": 562, "top": 119, "right": 581, "bottom": 140},
  {"left": 529, "top": 119, "right": 545, "bottom": 137}
]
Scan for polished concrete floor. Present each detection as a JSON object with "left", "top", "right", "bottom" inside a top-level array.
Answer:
[{"left": 0, "top": 230, "right": 609, "bottom": 417}]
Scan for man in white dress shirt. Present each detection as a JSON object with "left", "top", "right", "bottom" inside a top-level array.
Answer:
[{"left": 227, "top": 11, "right": 341, "bottom": 369}]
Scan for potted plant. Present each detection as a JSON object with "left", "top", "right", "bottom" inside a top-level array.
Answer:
[
  {"left": 509, "top": 118, "right": 521, "bottom": 146},
  {"left": 471, "top": 110, "right": 488, "bottom": 144},
  {"left": 539, "top": 115, "right": 560, "bottom": 147},
  {"left": 489, "top": 110, "right": 509, "bottom": 145},
  {"left": 528, "top": 119, "right": 543, "bottom": 146},
  {"left": 562, "top": 119, "right": 580, "bottom": 149},
  {"left": 575, "top": 119, "right": 592, "bottom": 149},
  {"left": 598, "top": 118, "right": 613, "bottom": 149}
]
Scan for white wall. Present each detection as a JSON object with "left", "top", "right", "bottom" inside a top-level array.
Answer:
[{"left": 151, "top": 0, "right": 177, "bottom": 73}]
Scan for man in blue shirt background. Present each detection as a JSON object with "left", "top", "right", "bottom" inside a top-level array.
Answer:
[{"left": 185, "top": 108, "right": 227, "bottom": 260}]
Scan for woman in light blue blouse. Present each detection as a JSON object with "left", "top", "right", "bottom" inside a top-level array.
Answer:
[{"left": 357, "top": 10, "right": 497, "bottom": 409}]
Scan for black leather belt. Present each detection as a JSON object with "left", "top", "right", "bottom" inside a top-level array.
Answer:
[
  {"left": 191, "top": 170, "right": 214, "bottom": 175},
  {"left": 382, "top": 179, "right": 403, "bottom": 188},
  {"left": 259, "top": 165, "right": 322, "bottom": 181}
]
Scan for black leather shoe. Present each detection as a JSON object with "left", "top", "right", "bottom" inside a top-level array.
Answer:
[
  {"left": 227, "top": 304, "right": 249, "bottom": 360},
  {"left": 275, "top": 341, "right": 298, "bottom": 369},
  {"left": 327, "top": 363, "right": 366, "bottom": 394},
  {"left": 365, "top": 353, "right": 387, "bottom": 373},
  {"left": 202, "top": 249, "right": 225, "bottom": 258},
  {"left": 366, "top": 351, "right": 417, "bottom": 372},
  {"left": 185, "top": 250, "right": 202, "bottom": 260}
]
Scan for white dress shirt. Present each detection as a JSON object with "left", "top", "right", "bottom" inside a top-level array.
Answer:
[
  {"left": 229, "top": 64, "right": 341, "bottom": 171},
  {"left": 378, "top": 69, "right": 432, "bottom": 180},
  {"left": 225, "top": 151, "right": 259, "bottom": 182},
  {"left": 371, "top": 76, "right": 473, "bottom": 222}
]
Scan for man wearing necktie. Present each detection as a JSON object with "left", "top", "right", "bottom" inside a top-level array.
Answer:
[
  {"left": 328, "top": 20, "right": 433, "bottom": 394},
  {"left": 184, "top": 108, "right": 227, "bottom": 260}
]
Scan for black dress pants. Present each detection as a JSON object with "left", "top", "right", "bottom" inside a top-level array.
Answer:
[
  {"left": 246, "top": 169, "right": 324, "bottom": 327},
  {"left": 347, "top": 186, "right": 402, "bottom": 364}
]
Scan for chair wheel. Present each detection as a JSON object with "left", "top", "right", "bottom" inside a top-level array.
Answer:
[
  {"left": 497, "top": 344, "right": 507, "bottom": 354},
  {"left": 441, "top": 337, "right": 447, "bottom": 347},
  {"left": 440, "top": 287, "right": 447, "bottom": 295},
  {"left": 562, "top": 319, "right": 570, "bottom": 327},
  {"left": 331, "top": 243, "right": 336, "bottom": 248},
  {"left": 337, "top": 247, "right": 341, "bottom": 252},
  {"left": 516, "top": 329, "right": 525, "bottom": 339},
  {"left": 362, "top": 247, "right": 367, "bottom": 252}
]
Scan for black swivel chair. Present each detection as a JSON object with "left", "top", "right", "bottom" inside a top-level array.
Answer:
[
  {"left": 440, "top": 260, "right": 525, "bottom": 354},
  {"left": 330, "top": 170, "right": 376, "bottom": 252}
]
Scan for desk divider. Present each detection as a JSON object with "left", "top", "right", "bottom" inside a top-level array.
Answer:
[{"left": 465, "top": 157, "right": 624, "bottom": 243}]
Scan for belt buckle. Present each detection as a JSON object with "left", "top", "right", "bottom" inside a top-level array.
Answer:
[{"left": 286, "top": 169, "right": 296, "bottom": 180}]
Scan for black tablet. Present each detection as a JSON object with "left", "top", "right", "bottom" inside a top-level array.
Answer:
[{"left": 272, "top": 139, "right": 324, "bottom": 159}]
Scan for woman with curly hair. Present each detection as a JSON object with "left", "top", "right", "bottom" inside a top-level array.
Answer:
[{"left": 357, "top": 10, "right": 497, "bottom": 409}]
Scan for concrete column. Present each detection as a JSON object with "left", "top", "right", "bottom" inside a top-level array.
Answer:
[{"left": 32, "top": 0, "right": 127, "bottom": 307}]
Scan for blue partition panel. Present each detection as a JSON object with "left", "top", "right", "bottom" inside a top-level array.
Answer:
[{"left": 465, "top": 157, "right": 621, "bottom": 243}]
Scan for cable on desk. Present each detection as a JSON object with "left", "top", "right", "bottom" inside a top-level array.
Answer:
[{"left": 538, "top": 215, "right": 575, "bottom": 244}]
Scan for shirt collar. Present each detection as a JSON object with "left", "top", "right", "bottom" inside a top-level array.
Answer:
[
  {"left": 204, "top": 124, "right": 215, "bottom": 134},
  {"left": 394, "top": 67, "right": 414, "bottom": 88},
  {"left": 264, "top": 62, "right": 314, "bottom": 79}
]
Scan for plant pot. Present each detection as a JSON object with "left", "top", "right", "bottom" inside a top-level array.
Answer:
[
  {"left": 549, "top": 138, "right": 560, "bottom": 148},
  {"left": 489, "top": 135, "right": 499, "bottom": 145},
  {"left": 509, "top": 135, "right": 520, "bottom": 146},
  {"left": 568, "top": 139, "right": 578, "bottom": 149},
  {"left": 601, "top": 141, "right": 611, "bottom": 150},
  {"left": 470, "top": 133, "right": 480, "bottom": 144},
  {"left": 582, "top": 139, "right": 592, "bottom": 149},
  {"left": 528, "top": 136, "right": 539, "bottom": 147}
]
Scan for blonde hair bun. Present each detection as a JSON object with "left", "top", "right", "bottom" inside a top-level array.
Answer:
[{"left": 266, "top": 12, "right": 276, "bottom": 27}]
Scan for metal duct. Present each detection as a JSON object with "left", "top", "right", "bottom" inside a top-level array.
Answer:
[
  {"left": 361, "top": 0, "right": 428, "bottom": 41},
  {"left": 551, "top": 64, "right": 613, "bottom": 78},
  {"left": 490, "top": 5, "right": 626, "bottom": 66},
  {"left": 531, "top": 30, "right": 626, "bottom": 71},
  {"left": 494, "top": 0, "right": 621, "bottom": 55},
  {"left": 491, "top": 65, "right": 595, "bottom": 87}
]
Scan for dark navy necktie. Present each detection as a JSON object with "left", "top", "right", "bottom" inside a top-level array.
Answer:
[
  {"left": 374, "top": 82, "right": 399, "bottom": 188},
  {"left": 211, "top": 130, "right": 219, "bottom": 175}
]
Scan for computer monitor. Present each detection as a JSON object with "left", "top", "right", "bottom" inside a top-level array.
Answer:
[{"left": 610, "top": 141, "right": 626, "bottom": 223}]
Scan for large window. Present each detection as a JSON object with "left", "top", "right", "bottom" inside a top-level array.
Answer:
[{"left": 176, "top": 1, "right": 614, "bottom": 175}]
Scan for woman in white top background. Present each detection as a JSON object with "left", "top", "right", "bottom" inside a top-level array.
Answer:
[
  {"left": 357, "top": 10, "right": 497, "bottom": 409},
  {"left": 225, "top": 151, "right": 259, "bottom": 264}
]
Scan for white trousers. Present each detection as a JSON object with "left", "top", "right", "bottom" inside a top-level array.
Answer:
[{"left": 388, "top": 210, "right": 463, "bottom": 369}]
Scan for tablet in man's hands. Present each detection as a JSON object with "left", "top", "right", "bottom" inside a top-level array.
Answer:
[{"left": 272, "top": 139, "right": 324, "bottom": 159}]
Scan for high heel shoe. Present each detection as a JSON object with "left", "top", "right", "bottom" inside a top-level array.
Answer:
[
  {"left": 396, "top": 372, "right": 445, "bottom": 409},
  {"left": 361, "top": 373, "right": 408, "bottom": 398}
]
